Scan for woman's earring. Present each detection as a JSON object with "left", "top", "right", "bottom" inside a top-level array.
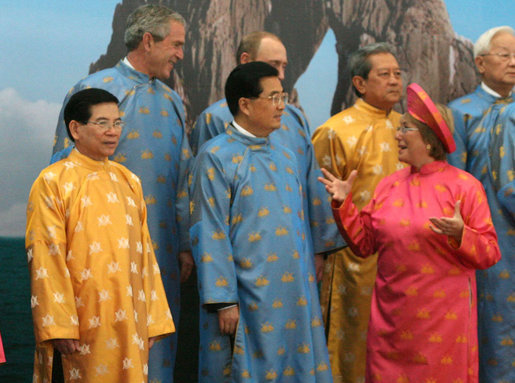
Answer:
[{"left": 426, "top": 144, "right": 431, "bottom": 151}]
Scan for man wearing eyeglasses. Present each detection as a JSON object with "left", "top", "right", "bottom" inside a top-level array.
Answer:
[
  {"left": 26, "top": 88, "right": 175, "bottom": 383},
  {"left": 189, "top": 62, "right": 332, "bottom": 383},
  {"left": 447, "top": 26, "right": 515, "bottom": 383},
  {"left": 49, "top": 5, "right": 192, "bottom": 382},
  {"left": 191, "top": 30, "right": 344, "bottom": 284},
  {"left": 312, "top": 42, "right": 405, "bottom": 383}
]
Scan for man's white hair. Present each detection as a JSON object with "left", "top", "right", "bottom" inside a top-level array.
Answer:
[{"left": 474, "top": 26, "right": 515, "bottom": 58}]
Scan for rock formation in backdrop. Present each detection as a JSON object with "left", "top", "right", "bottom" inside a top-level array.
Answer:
[{"left": 90, "top": 0, "right": 478, "bottom": 127}]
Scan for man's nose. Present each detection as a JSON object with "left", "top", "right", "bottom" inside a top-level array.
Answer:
[{"left": 176, "top": 47, "right": 184, "bottom": 61}]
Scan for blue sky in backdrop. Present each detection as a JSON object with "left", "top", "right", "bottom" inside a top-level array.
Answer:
[{"left": 0, "top": 0, "right": 513, "bottom": 236}]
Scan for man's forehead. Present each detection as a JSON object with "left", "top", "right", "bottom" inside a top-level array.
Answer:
[
  {"left": 490, "top": 32, "right": 515, "bottom": 48},
  {"left": 369, "top": 52, "right": 399, "bottom": 68},
  {"left": 90, "top": 102, "right": 120, "bottom": 115},
  {"left": 166, "top": 21, "right": 185, "bottom": 41},
  {"left": 255, "top": 38, "right": 287, "bottom": 60},
  {"left": 259, "top": 76, "right": 283, "bottom": 93}
]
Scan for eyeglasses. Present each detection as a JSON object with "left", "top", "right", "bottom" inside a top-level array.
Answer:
[
  {"left": 83, "top": 120, "right": 125, "bottom": 131},
  {"left": 396, "top": 126, "right": 419, "bottom": 134},
  {"left": 480, "top": 52, "right": 515, "bottom": 62},
  {"left": 254, "top": 92, "right": 289, "bottom": 106}
]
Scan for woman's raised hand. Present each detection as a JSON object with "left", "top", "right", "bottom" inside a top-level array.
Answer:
[{"left": 318, "top": 168, "right": 357, "bottom": 203}]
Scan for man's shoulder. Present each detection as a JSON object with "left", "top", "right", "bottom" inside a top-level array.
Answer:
[
  {"left": 66, "top": 66, "right": 131, "bottom": 99},
  {"left": 196, "top": 133, "right": 236, "bottom": 157},
  {"left": 198, "top": 99, "right": 232, "bottom": 120},
  {"left": 314, "top": 104, "right": 372, "bottom": 135},
  {"left": 448, "top": 87, "right": 489, "bottom": 114},
  {"left": 108, "top": 161, "right": 144, "bottom": 188}
]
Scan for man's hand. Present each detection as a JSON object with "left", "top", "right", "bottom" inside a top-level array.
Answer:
[
  {"left": 149, "top": 336, "right": 159, "bottom": 349},
  {"left": 217, "top": 305, "right": 239, "bottom": 336},
  {"left": 314, "top": 253, "right": 324, "bottom": 283},
  {"left": 52, "top": 339, "right": 80, "bottom": 354},
  {"left": 429, "top": 200, "right": 465, "bottom": 244},
  {"left": 179, "top": 251, "right": 194, "bottom": 282}
]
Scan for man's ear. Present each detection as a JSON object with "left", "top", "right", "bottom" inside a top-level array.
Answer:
[
  {"left": 239, "top": 52, "right": 251, "bottom": 64},
  {"left": 142, "top": 32, "right": 154, "bottom": 52},
  {"left": 352, "top": 76, "right": 366, "bottom": 96},
  {"left": 69, "top": 120, "right": 81, "bottom": 141},
  {"left": 238, "top": 97, "right": 251, "bottom": 117},
  {"left": 475, "top": 55, "right": 486, "bottom": 75}
]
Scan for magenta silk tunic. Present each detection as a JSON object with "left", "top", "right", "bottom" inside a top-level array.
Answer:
[{"left": 333, "top": 161, "right": 501, "bottom": 383}]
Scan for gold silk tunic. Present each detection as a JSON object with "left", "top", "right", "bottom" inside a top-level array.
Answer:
[
  {"left": 26, "top": 149, "right": 175, "bottom": 383},
  {"left": 312, "top": 98, "right": 404, "bottom": 383}
]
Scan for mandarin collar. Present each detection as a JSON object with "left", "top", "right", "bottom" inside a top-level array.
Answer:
[
  {"left": 353, "top": 98, "right": 395, "bottom": 118},
  {"left": 115, "top": 60, "right": 155, "bottom": 84},
  {"left": 226, "top": 124, "right": 270, "bottom": 148},
  {"left": 410, "top": 160, "right": 447, "bottom": 175},
  {"left": 68, "top": 148, "right": 111, "bottom": 171}
]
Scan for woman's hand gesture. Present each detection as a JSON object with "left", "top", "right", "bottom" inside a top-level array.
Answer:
[{"left": 318, "top": 168, "right": 358, "bottom": 203}]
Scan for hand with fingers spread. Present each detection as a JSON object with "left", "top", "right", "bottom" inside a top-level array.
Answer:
[
  {"left": 218, "top": 305, "right": 239, "bottom": 336},
  {"left": 318, "top": 168, "right": 358, "bottom": 203},
  {"left": 429, "top": 200, "right": 464, "bottom": 244}
]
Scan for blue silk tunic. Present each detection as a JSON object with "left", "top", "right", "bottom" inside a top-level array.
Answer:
[
  {"left": 448, "top": 86, "right": 514, "bottom": 383},
  {"left": 190, "top": 125, "right": 332, "bottom": 382}
]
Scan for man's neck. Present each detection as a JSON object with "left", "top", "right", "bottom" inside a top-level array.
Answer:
[
  {"left": 126, "top": 51, "right": 152, "bottom": 78},
  {"left": 481, "top": 81, "right": 512, "bottom": 98},
  {"left": 361, "top": 98, "right": 393, "bottom": 114},
  {"left": 232, "top": 120, "right": 256, "bottom": 137}
]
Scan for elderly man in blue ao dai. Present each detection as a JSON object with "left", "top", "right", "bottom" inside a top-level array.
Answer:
[{"left": 448, "top": 26, "right": 515, "bottom": 383}]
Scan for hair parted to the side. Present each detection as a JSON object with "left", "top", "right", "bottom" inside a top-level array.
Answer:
[
  {"left": 348, "top": 42, "right": 398, "bottom": 97},
  {"left": 64, "top": 88, "right": 119, "bottom": 142},
  {"left": 124, "top": 4, "right": 185, "bottom": 52},
  {"left": 225, "top": 62, "right": 279, "bottom": 116},
  {"left": 405, "top": 104, "right": 454, "bottom": 161},
  {"left": 474, "top": 26, "right": 515, "bottom": 58},
  {"left": 235, "top": 31, "right": 281, "bottom": 64}
]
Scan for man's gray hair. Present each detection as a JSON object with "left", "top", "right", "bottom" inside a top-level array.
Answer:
[
  {"left": 349, "top": 42, "right": 397, "bottom": 97},
  {"left": 474, "top": 26, "right": 515, "bottom": 58},
  {"left": 124, "top": 4, "right": 185, "bottom": 52}
]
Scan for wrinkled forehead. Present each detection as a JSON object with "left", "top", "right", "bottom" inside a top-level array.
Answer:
[
  {"left": 368, "top": 52, "right": 399, "bottom": 70},
  {"left": 489, "top": 31, "right": 515, "bottom": 50}
]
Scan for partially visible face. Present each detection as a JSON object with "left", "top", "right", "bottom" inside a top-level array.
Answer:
[
  {"left": 147, "top": 20, "right": 185, "bottom": 79},
  {"left": 246, "top": 76, "right": 285, "bottom": 137},
  {"left": 357, "top": 53, "right": 402, "bottom": 110},
  {"left": 253, "top": 37, "right": 288, "bottom": 81},
  {"left": 476, "top": 32, "right": 515, "bottom": 95},
  {"left": 72, "top": 102, "right": 121, "bottom": 161},
  {"left": 395, "top": 114, "right": 431, "bottom": 167}
]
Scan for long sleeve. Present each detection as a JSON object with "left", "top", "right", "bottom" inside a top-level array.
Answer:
[
  {"left": 447, "top": 108, "right": 469, "bottom": 170},
  {"left": 189, "top": 151, "right": 238, "bottom": 307},
  {"left": 139, "top": 195, "right": 175, "bottom": 338},
  {"left": 450, "top": 181, "right": 501, "bottom": 270},
  {"left": 332, "top": 193, "right": 377, "bottom": 258},
  {"left": 173, "top": 93, "right": 193, "bottom": 253},
  {"left": 26, "top": 175, "right": 79, "bottom": 343}
]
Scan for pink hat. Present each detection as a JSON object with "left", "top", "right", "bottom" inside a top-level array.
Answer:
[{"left": 406, "top": 83, "right": 456, "bottom": 153}]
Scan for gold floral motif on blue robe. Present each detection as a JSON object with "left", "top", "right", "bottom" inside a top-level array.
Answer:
[
  {"left": 190, "top": 98, "right": 345, "bottom": 256},
  {"left": 448, "top": 86, "right": 514, "bottom": 383},
  {"left": 190, "top": 125, "right": 332, "bottom": 382}
]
